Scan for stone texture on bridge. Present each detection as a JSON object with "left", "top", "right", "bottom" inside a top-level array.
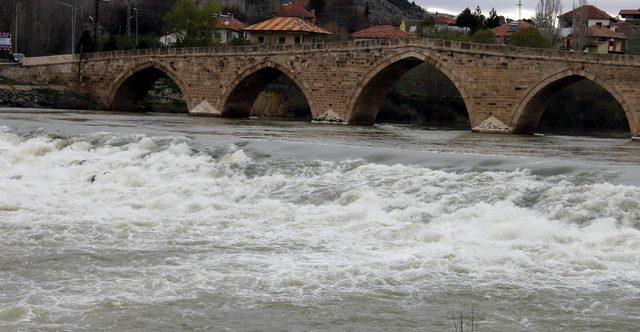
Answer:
[{"left": 1, "top": 38, "right": 639, "bottom": 137}]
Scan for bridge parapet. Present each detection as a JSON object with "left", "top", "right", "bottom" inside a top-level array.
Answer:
[{"left": 17, "top": 37, "right": 640, "bottom": 67}]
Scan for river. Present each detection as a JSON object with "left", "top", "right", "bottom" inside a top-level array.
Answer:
[{"left": 1, "top": 108, "right": 639, "bottom": 331}]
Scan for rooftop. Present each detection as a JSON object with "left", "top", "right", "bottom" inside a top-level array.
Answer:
[
  {"left": 351, "top": 25, "right": 413, "bottom": 39},
  {"left": 209, "top": 16, "right": 246, "bottom": 32},
  {"left": 243, "top": 17, "right": 331, "bottom": 34},
  {"left": 558, "top": 5, "right": 617, "bottom": 21},
  {"left": 273, "top": 3, "right": 315, "bottom": 19},
  {"left": 491, "top": 21, "right": 534, "bottom": 38},
  {"left": 587, "top": 25, "right": 627, "bottom": 39},
  {"left": 433, "top": 17, "right": 456, "bottom": 25},
  {"left": 620, "top": 9, "right": 640, "bottom": 16}
]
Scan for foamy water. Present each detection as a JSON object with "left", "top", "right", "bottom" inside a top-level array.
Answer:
[{"left": 1, "top": 126, "right": 639, "bottom": 330}]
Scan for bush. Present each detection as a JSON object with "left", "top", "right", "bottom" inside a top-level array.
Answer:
[
  {"left": 471, "top": 29, "right": 496, "bottom": 44},
  {"left": 508, "top": 27, "right": 552, "bottom": 48}
]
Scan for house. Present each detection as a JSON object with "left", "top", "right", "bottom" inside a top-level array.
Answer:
[
  {"left": 584, "top": 25, "right": 627, "bottom": 54},
  {"left": 274, "top": 2, "right": 316, "bottom": 23},
  {"left": 620, "top": 10, "right": 640, "bottom": 23},
  {"left": 243, "top": 17, "right": 331, "bottom": 45},
  {"left": 558, "top": 5, "right": 626, "bottom": 53},
  {"left": 209, "top": 15, "right": 247, "bottom": 44},
  {"left": 491, "top": 21, "right": 534, "bottom": 44},
  {"left": 558, "top": 5, "right": 618, "bottom": 29},
  {"left": 350, "top": 25, "right": 413, "bottom": 41},
  {"left": 159, "top": 33, "right": 180, "bottom": 47}
]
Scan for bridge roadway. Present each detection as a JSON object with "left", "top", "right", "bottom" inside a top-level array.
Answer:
[{"left": 1, "top": 38, "right": 639, "bottom": 137}]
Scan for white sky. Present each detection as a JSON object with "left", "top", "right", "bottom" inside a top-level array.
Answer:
[{"left": 419, "top": 1, "right": 636, "bottom": 20}]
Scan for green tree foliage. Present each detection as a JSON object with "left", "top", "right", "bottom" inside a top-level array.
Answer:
[
  {"left": 486, "top": 8, "right": 501, "bottom": 29},
  {"left": 102, "top": 36, "right": 119, "bottom": 51},
  {"left": 508, "top": 27, "right": 552, "bottom": 48},
  {"left": 77, "top": 30, "right": 95, "bottom": 53},
  {"left": 166, "top": 0, "right": 222, "bottom": 47},
  {"left": 471, "top": 29, "right": 496, "bottom": 44},
  {"left": 456, "top": 7, "right": 486, "bottom": 33}
]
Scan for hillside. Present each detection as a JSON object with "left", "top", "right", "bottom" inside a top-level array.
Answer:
[{"left": 0, "top": 0, "right": 426, "bottom": 57}]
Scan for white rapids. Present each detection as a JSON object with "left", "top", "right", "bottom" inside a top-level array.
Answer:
[{"left": 0, "top": 126, "right": 639, "bottom": 330}]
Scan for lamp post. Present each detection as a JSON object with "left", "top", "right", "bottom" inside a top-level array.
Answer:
[
  {"left": 134, "top": 5, "right": 139, "bottom": 47},
  {"left": 93, "top": 0, "right": 110, "bottom": 51},
  {"left": 15, "top": 0, "right": 27, "bottom": 54},
  {"left": 59, "top": 0, "right": 77, "bottom": 54}
]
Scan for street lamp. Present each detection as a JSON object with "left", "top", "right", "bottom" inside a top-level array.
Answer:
[
  {"left": 59, "top": 0, "right": 78, "bottom": 54},
  {"left": 93, "top": 0, "right": 110, "bottom": 51},
  {"left": 14, "top": 0, "right": 27, "bottom": 54},
  {"left": 134, "top": 6, "right": 139, "bottom": 47}
]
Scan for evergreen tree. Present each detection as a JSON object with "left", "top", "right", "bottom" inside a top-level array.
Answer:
[
  {"left": 486, "top": 8, "right": 501, "bottom": 29},
  {"left": 77, "top": 30, "right": 95, "bottom": 53}
]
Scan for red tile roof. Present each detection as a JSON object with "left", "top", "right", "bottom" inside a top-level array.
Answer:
[
  {"left": 587, "top": 25, "right": 627, "bottom": 39},
  {"left": 274, "top": 3, "right": 315, "bottom": 19},
  {"left": 620, "top": 9, "right": 640, "bottom": 16},
  {"left": 434, "top": 17, "right": 456, "bottom": 25},
  {"left": 491, "top": 21, "right": 533, "bottom": 38},
  {"left": 244, "top": 17, "right": 331, "bottom": 34},
  {"left": 558, "top": 5, "right": 616, "bottom": 21},
  {"left": 350, "top": 25, "right": 413, "bottom": 39},
  {"left": 211, "top": 16, "right": 246, "bottom": 32}
]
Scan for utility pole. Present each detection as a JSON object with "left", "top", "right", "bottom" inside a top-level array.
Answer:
[
  {"left": 135, "top": 4, "right": 139, "bottom": 47},
  {"left": 15, "top": 0, "right": 27, "bottom": 54},
  {"left": 60, "top": 0, "right": 77, "bottom": 54},
  {"left": 517, "top": 0, "right": 523, "bottom": 21},
  {"left": 93, "top": 0, "right": 110, "bottom": 51},
  {"left": 126, "top": 0, "right": 132, "bottom": 39}
]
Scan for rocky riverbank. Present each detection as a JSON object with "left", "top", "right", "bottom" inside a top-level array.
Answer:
[{"left": 0, "top": 77, "right": 98, "bottom": 110}]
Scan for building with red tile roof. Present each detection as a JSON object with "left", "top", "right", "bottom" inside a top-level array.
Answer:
[
  {"left": 620, "top": 9, "right": 640, "bottom": 22},
  {"left": 350, "top": 25, "right": 413, "bottom": 40},
  {"left": 583, "top": 25, "right": 627, "bottom": 54},
  {"left": 274, "top": 3, "right": 316, "bottom": 22},
  {"left": 491, "top": 21, "right": 534, "bottom": 44},
  {"left": 433, "top": 17, "right": 456, "bottom": 26},
  {"left": 557, "top": 5, "right": 627, "bottom": 54},
  {"left": 244, "top": 17, "right": 331, "bottom": 45},
  {"left": 203, "top": 15, "right": 248, "bottom": 44},
  {"left": 558, "top": 5, "right": 618, "bottom": 29}
]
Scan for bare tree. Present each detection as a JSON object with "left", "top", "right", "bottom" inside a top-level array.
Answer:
[
  {"left": 571, "top": 0, "right": 589, "bottom": 52},
  {"left": 534, "top": 0, "right": 562, "bottom": 45}
]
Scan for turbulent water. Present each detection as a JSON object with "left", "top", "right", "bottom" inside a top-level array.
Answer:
[{"left": 1, "top": 109, "right": 640, "bottom": 331}]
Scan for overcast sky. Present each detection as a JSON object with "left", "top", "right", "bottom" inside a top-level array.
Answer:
[{"left": 419, "top": 1, "right": 637, "bottom": 20}]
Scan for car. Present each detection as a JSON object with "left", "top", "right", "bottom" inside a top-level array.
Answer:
[{"left": 12, "top": 53, "right": 25, "bottom": 63}]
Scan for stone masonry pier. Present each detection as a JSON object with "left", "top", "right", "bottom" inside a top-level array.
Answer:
[{"left": 1, "top": 38, "right": 639, "bottom": 137}]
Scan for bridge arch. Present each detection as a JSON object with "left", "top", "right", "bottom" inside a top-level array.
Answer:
[
  {"left": 512, "top": 69, "right": 637, "bottom": 135},
  {"left": 218, "top": 61, "right": 317, "bottom": 118},
  {"left": 108, "top": 61, "right": 190, "bottom": 112},
  {"left": 345, "top": 50, "right": 474, "bottom": 125}
]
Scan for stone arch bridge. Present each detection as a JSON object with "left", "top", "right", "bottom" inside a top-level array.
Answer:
[{"left": 1, "top": 38, "right": 639, "bottom": 137}]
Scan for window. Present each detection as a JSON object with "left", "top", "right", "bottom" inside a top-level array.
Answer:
[
  {"left": 294, "top": 36, "right": 302, "bottom": 44},
  {"left": 258, "top": 36, "right": 264, "bottom": 44},
  {"left": 596, "top": 22, "right": 603, "bottom": 27},
  {"left": 278, "top": 37, "right": 286, "bottom": 44}
]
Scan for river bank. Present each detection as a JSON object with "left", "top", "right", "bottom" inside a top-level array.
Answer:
[{"left": 0, "top": 76, "right": 98, "bottom": 110}]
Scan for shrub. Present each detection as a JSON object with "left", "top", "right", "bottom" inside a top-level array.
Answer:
[{"left": 508, "top": 27, "right": 552, "bottom": 48}]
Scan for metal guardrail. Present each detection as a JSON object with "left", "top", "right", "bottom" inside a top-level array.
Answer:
[{"left": 21, "top": 37, "right": 640, "bottom": 65}]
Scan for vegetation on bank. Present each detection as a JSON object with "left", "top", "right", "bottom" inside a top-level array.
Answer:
[{"left": 0, "top": 86, "right": 99, "bottom": 110}]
